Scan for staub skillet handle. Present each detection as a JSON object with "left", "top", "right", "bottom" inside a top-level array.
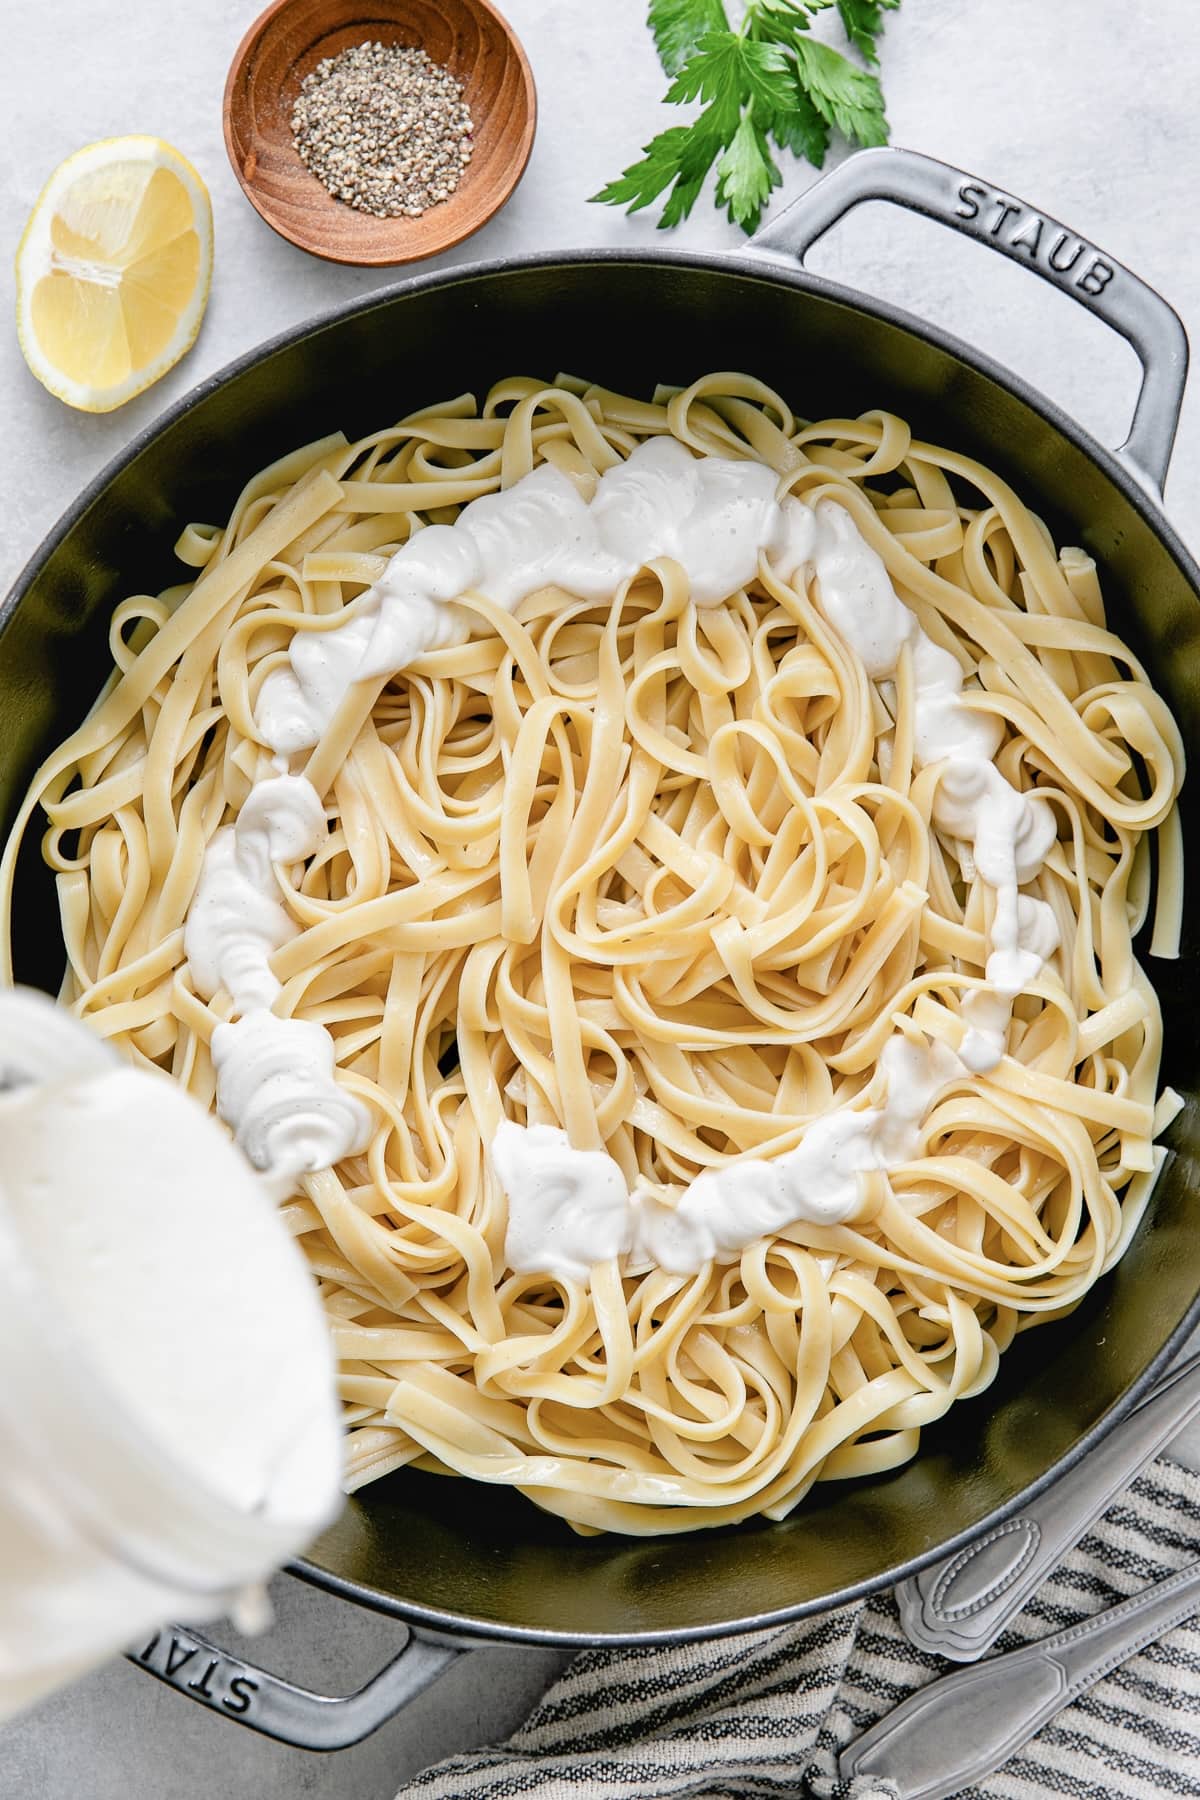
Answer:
[
  {"left": 128, "top": 1622, "right": 464, "bottom": 1751},
  {"left": 752, "top": 145, "right": 1189, "bottom": 496}
]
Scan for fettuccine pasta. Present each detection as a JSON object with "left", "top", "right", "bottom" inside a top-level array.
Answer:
[{"left": 0, "top": 372, "right": 1185, "bottom": 1535}]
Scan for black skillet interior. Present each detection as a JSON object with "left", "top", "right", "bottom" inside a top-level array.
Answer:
[{"left": 4, "top": 255, "right": 1199, "bottom": 1643}]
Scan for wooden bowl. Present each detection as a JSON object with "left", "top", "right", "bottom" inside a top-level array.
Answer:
[{"left": 223, "top": 0, "right": 536, "bottom": 266}]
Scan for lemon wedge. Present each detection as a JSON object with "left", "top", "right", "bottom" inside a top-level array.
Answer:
[{"left": 16, "top": 136, "right": 213, "bottom": 414}]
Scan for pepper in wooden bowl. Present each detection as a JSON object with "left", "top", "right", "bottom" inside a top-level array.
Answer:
[{"left": 224, "top": 0, "right": 536, "bottom": 266}]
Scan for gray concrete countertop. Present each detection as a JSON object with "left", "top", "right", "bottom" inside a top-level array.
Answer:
[{"left": 1, "top": 1, "right": 1198, "bottom": 1795}]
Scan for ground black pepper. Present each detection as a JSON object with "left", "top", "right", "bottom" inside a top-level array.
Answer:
[{"left": 291, "top": 40, "right": 473, "bottom": 220}]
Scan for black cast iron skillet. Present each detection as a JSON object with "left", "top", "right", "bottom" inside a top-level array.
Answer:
[{"left": 5, "top": 149, "right": 1199, "bottom": 1750}]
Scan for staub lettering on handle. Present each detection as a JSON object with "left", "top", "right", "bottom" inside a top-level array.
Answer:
[
  {"left": 955, "top": 181, "right": 1115, "bottom": 296},
  {"left": 135, "top": 1630, "right": 260, "bottom": 1716}
]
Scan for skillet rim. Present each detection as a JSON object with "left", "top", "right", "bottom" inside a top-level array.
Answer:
[
  {"left": 5, "top": 242, "right": 1199, "bottom": 1645},
  {"left": 302, "top": 1305, "right": 1200, "bottom": 1646},
  {"left": 6, "top": 242, "right": 1198, "bottom": 626}
]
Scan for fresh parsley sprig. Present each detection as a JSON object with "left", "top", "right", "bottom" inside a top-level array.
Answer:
[{"left": 593, "top": 0, "right": 899, "bottom": 235}]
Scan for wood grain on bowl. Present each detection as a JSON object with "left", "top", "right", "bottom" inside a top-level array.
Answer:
[{"left": 223, "top": 0, "right": 536, "bottom": 266}]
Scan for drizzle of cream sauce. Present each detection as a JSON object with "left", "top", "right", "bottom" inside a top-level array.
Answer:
[{"left": 183, "top": 440, "right": 1058, "bottom": 1262}]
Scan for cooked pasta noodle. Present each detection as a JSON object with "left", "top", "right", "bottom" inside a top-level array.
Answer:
[{"left": 0, "top": 373, "right": 1185, "bottom": 1535}]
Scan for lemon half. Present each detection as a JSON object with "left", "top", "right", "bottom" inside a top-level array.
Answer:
[{"left": 16, "top": 136, "right": 213, "bottom": 414}]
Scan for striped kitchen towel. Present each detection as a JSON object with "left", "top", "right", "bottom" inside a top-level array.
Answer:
[{"left": 396, "top": 1454, "right": 1200, "bottom": 1799}]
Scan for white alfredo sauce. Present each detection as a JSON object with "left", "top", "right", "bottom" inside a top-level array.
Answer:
[
  {"left": 184, "top": 774, "right": 371, "bottom": 1179},
  {"left": 628, "top": 1036, "right": 964, "bottom": 1271},
  {"left": 184, "top": 436, "right": 1060, "bottom": 1264},
  {"left": 491, "top": 1122, "right": 631, "bottom": 1285},
  {"left": 253, "top": 438, "right": 816, "bottom": 754}
]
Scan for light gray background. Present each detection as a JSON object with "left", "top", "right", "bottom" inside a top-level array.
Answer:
[{"left": 2, "top": 0, "right": 1199, "bottom": 1794}]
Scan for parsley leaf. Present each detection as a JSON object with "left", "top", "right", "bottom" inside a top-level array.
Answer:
[
  {"left": 661, "top": 99, "right": 740, "bottom": 224},
  {"left": 763, "top": 87, "right": 830, "bottom": 168},
  {"left": 592, "top": 86, "right": 742, "bottom": 229},
  {"left": 648, "top": 0, "right": 730, "bottom": 76},
  {"left": 748, "top": 0, "right": 830, "bottom": 22},
  {"left": 791, "top": 36, "right": 888, "bottom": 145},
  {"left": 715, "top": 113, "right": 781, "bottom": 232},
  {"left": 592, "top": 126, "right": 700, "bottom": 215},
  {"left": 594, "top": 0, "right": 899, "bottom": 234},
  {"left": 835, "top": 0, "right": 900, "bottom": 65},
  {"left": 666, "top": 32, "right": 795, "bottom": 118}
]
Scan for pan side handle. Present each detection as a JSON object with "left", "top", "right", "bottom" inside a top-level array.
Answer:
[
  {"left": 752, "top": 146, "right": 1188, "bottom": 497},
  {"left": 127, "top": 1621, "right": 465, "bottom": 1751}
]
